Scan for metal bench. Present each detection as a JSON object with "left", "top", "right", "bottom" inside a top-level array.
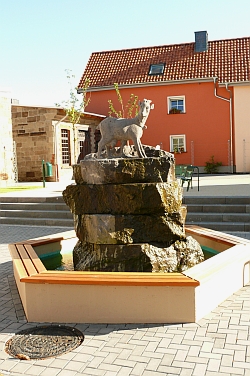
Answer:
[{"left": 175, "top": 165, "right": 200, "bottom": 191}]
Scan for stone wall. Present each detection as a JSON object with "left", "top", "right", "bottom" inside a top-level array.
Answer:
[
  {"left": 12, "top": 105, "right": 103, "bottom": 182},
  {"left": 0, "top": 90, "right": 14, "bottom": 187},
  {"left": 12, "top": 105, "right": 57, "bottom": 182}
]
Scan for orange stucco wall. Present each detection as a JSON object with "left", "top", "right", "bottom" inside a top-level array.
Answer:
[{"left": 87, "top": 82, "right": 231, "bottom": 168}]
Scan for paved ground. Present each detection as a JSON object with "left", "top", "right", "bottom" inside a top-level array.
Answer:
[{"left": 0, "top": 175, "right": 250, "bottom": 375}]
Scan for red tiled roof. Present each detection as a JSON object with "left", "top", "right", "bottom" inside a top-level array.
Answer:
[{"left": 78, "top": 37, "right": 250, "bottom": 90}]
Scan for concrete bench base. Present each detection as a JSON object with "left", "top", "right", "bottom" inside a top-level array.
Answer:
[{"left": 9, "top": 227, "right": 250, "bottom": 323}]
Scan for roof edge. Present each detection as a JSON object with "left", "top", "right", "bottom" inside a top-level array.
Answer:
[
  {"left": 224, "top": 80, "right": 250, "bottom": 87},
  {"left": 78, "top": 77, "right": 216, "bottom": 93},
  {"left": 88, "top": 36, "right": 250, "bottom": 56}
]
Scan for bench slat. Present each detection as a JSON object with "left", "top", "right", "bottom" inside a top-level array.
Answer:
[
  {"left": 16, "top": 244, "right": 38, "bottom": 276},
  {"left": 24, "top": 244, "right": 46, "bottom": 273},
  {"left": 21, "top": 272, "right": 199, "bottom": 287},
  {"left": 8, "top": 244, "right": 29, "bottom": 279},
  {"left": 15, "top": 236, "right": 64, "bottom": 247}
]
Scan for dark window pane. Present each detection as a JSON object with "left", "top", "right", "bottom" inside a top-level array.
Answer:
[{"left": 149, "top": 64, "right": 165, "bottom": 75}]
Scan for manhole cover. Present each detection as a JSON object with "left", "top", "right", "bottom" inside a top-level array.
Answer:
[{"left": 5, "top": 325, "right": 84, "bottom": 360}]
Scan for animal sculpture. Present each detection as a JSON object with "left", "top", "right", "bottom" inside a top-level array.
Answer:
[{"left": 97, "top": 99, "right": 153, "bottom": 158}]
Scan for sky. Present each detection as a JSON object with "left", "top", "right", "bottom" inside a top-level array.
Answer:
[{"left": 0, "top": 0, "right": 249, "bottom": 107}]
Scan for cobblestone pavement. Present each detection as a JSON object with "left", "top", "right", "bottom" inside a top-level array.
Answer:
[{"left": 0, "top": 224, "right": 249, "bottom": 376}]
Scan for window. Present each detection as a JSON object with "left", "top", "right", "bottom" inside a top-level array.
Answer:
[
  {"left": 170, "top": 135, "right": 186, "bottom": 153},
  {"left": 61, "top": 129, "right": 71, "bottom": 165},
  {"left": 168, "top": 96, "right": 185, "bottom": 114},
  {"left": 149, "top": 63, "right": 165, "bottom": 75}
]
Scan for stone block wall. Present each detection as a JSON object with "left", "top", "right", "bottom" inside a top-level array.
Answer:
[
  {"left": 0, "top": 91, "right": 14, "bottom": 187},
  {"left": 12, "top": 105, "right": 57, "bottom": 182}
]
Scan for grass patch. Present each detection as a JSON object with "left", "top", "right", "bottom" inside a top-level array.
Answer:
[{"left": 0, "top": 186, "right": 42, "bottom": 193}]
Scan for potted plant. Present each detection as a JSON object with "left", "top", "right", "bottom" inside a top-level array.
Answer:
[{"left": 169, "top": 108, "right": 182, "bottom": 114}]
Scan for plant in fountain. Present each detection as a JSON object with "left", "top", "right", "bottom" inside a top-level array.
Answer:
[
  {"left": 108, "top": 83, "right": 138, "bottom": 118},
  {"left": 56, "top": 69, "right": 91, "bottom": 164}
]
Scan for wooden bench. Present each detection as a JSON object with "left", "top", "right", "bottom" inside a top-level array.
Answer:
[
  {"left": 9, "top": 227, "right": 250, "bottom": 324},
  {"left": 9, "top": 236, "right": 199, "bottom": 287}
]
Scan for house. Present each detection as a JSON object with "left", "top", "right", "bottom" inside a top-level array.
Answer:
[
  {"left": 78, "top": 31, "right": 250, "bottom": 173},
  {"left": 11, "top": 105, "right": 105, "bottom": 182}
]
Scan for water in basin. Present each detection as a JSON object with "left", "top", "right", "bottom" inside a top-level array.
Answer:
[{"left": 40, "top": 246, "right": 219, "bottom": 271}]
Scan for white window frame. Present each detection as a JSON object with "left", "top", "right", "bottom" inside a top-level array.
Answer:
[
  {"left": 167, "top": 95, "right": 185, "bottom": 114},
  {"left": 170, "top": 134, "right": 186, "bottom": 153}
]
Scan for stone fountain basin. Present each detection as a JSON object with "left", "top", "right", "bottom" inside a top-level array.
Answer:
[{"left": 9, "top": 226, "right": 250, "bottom": 324}]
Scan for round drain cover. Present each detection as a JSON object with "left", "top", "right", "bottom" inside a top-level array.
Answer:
[{"left": 5, "top": 325, "right": 84, "bottom": 360}]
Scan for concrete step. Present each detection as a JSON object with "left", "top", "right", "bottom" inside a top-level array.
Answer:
[
  {"left": 186, "top": 212, "right": 250, "bottom": 223},
  {"left": 0, "top": 196, "right": 73, "bottom": 227},
  {"left": 0, "top": 209, "right": 73, "bottom": 220},
  {"left": 0, "top": 196, "right": 65, "bottom": 203},
  {"left": 183, "top": 196, "right": 250, "bottom": 205},
  {"left": 185, "top": 221, "right": 250, "bottom": 232},
  {"left": 186, "top": 204, "right": 250, "bottom": 213},
  {"left": 184, "top": 196, "right": 250, "bottom": 235},
  {"left": 0, "top": 202, "right": 69, "bottom": 212},
  {"left": 0, "top": 216, "right": 74, "bottom": 227}
]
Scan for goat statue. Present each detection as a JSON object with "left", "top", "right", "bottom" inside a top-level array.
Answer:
[{"left": 97, "top": 99, "right": 153, "bottom": 159}]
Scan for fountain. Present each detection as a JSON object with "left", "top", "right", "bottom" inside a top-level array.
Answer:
[
  {"left": 64, "top": 147, "right": 204, "bottom": 273},
  {"left": 8, "top": 99, "right": 250, "bottom": 323}
]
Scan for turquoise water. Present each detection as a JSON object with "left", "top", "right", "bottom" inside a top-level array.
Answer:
[
  {"left": 39, "top": 251, "right": 74, "bottom": 271},
  {"left": 202, "top": 245, "right": 219, "bottom": 260},
  {"left": 40, "top": 246, "right": 219, "bottom": 271}
]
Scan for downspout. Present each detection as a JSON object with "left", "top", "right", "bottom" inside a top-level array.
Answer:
[{"left": 213, "top": 78, "right": 233, "bottom": 173}]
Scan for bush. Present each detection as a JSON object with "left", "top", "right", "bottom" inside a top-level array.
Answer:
[{"left": 204, "top": 155, "right": 222, "bottom": 174}]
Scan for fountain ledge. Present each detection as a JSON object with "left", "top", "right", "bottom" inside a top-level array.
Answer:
[{"left": 9, "top": 226, "right": 250, "bottom": 324}]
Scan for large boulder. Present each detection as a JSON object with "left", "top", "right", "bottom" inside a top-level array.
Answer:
[
  {"left": 73, "top": 241, "right": 152, "bottom": 272},
  {"left": 63, "top": 181, "right": 183, "bottom": 215},
  {"left": 74, "top": 211, "right": 186, "bottom": 245},
  {"left": 74, "top": 155, "right": 174, "bottom": 185},
  {"left": 73, "top": 237, "right": 204, "bottom": 273}
]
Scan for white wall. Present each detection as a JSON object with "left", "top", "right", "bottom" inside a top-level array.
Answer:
[
  {"left": 234, "top": 86, "right": 250, "bottom": 172},
  {"left": 0, "top": 89, "right": 14, "bottom": 186}
]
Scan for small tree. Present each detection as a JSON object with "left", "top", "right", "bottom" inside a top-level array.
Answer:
[
  {"left": 56, "top": 69, "right": 90, "bottom": 164},
  {"left": 108, "top": 83, "right": 138, "bottom": 118}
]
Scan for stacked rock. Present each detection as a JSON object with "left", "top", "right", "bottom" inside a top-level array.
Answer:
[{"left": 63, "top": 149, "right": 203, "bottom": 272}]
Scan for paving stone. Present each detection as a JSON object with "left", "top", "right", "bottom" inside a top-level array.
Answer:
[
  {"left": 192, "top": 363, "right": 207, "bottom": 375},
  {"left": 6, "top": 361, "right": 32, "bottom": 374},
  {"left": 171, "top": 360, "right": 195, "bottom": 369},
  {"left": 145, "top": 357, "right": 162, "bottom": 371},
  {"left": 185, "top": 356, "right": 208, "bottom": 364},
  {"left": 22, "top": 364, "right": 47, "bottom": 375},
  {"left": 233, "top": 361, "right": 250, "bottom": 369},
  {"left": 130, "top": 362, "right": 147, "bottom": 375},
  {"left": 234, "top": 350, "right": 246, "bottom": 362},
  {"left": 219, "top": 365, "right": 245, "bottom": 374},
  {"left": 207, "top": 358, "right": 221, "bottom": 372},
  {"left": 153, "top": 366, "right": 181, "bottom": 375},
  {"left": 200, "top": 341, "right": 214, "bottom": 352},
  {"left": 39, "top": 368, "right": 61, "bottom": 376},
  {"left": 174, "top": 350, "right": 188, "bottom": 361},
  {"left": 179, "top": 369, "right": 193, "bottom": 376},
  {"left": 199, "top": 351, "right": 222, "bottom": 360},
  {"left": 56, "top": 370, "right": 78, "bottom": 376}
]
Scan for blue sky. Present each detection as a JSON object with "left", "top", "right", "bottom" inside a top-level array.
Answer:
[{"left": 0, "top": 0, "right": 249, "bottom": 107}]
